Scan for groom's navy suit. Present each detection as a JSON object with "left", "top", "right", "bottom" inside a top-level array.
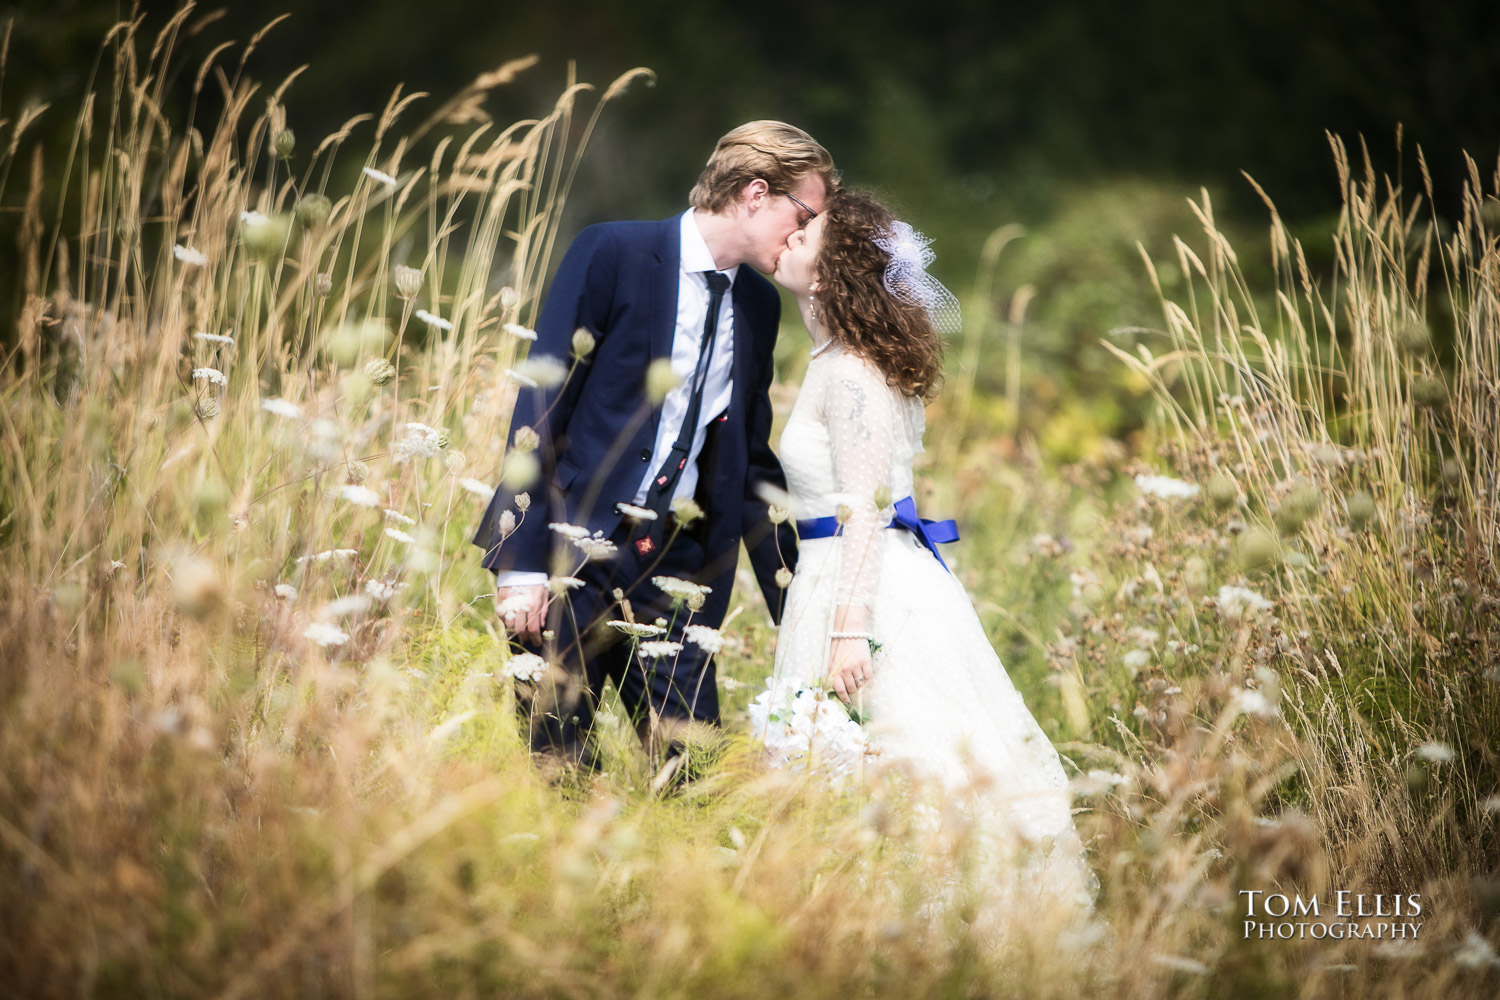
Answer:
[{"left": 474, "top": 215, "right": 796, "bottom": 760}]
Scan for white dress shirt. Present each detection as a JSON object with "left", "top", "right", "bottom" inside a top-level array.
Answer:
[
  {"left": 631, "top": 209, "right": 738, "bottom": 504},
  {"left": 498, "top": 210, "right": 736, "bottom": 588}
]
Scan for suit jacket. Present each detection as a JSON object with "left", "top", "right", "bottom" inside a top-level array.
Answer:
[{"left": 473, "top": 216, "right": 797, "bottom": 625}]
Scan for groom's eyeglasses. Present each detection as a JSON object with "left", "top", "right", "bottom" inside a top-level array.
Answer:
[{"left": 784, "top": 191, "right": 818, "bottom": 228}]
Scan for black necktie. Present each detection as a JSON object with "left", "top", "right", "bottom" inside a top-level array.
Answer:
[{"left": 634, "top": 271, "right": 731, "bottom": 554}]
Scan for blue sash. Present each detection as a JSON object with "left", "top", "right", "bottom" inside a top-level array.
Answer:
[{"left": 795, "top": 495, "right": 960, "bottom": 572}]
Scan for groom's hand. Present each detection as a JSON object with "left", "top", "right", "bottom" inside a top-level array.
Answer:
[{"left": 496, "top": 584, "right": 548, "bottom": 644}]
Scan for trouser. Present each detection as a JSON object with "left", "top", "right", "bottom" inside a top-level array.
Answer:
[{"left": 517, "top": 523, "right": 721, "bottom": 769}]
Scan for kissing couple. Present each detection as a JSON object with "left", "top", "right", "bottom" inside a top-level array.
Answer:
[{"left": 474, "top": 120, "right": 1093, "bottom": 906}]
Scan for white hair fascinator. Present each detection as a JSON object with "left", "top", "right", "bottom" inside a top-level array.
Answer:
[{"left": 871, "top": 221, "right": 962, "bottom": 333}]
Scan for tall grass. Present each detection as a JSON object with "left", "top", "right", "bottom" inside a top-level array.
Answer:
[{"left": 1, "top": 12, "right": 1497, "bottom": 999}]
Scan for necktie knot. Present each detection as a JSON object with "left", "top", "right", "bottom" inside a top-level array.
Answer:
[{"left": 704, "top": 271, "right": 730, "bottom": 296}]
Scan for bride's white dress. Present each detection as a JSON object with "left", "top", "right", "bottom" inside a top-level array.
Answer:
[{"left": 755, "top": 344, "right": 1095, "bottom": 910}]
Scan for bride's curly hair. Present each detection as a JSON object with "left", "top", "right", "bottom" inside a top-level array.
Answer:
[{"left": 815, "top": 190, "right": 944, "bottom": 401}]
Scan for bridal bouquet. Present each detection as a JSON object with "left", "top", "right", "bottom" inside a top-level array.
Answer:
[{"left": 747, "top": 678, "right": 876, "bottom": 779}]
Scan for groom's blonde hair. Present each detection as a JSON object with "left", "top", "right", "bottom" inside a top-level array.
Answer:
[{"left": 689, "top": 120, "right": 838, "bottom": 212}]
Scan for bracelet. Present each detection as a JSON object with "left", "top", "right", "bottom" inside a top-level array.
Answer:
[{"left": 829, "top": 631, "right": 875, "bottom": 641}]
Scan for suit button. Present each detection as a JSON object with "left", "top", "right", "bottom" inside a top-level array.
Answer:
[{"left": 639, "top": 449, "right": 651, "bottom": 461}]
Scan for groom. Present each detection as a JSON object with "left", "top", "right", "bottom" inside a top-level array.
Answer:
[{"left": 474, "top": 121, "right": 836, "bottom": 772}]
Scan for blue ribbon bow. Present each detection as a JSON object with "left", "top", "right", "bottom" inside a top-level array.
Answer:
[{"left": 795, "top": 495, "right": 960, "bottom": 571}]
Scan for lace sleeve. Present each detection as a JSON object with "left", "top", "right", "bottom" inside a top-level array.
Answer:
[{"left": 821, "top": 357, "right": 898, "bottom": 608}]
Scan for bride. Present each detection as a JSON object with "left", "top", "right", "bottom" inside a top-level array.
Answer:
[{"left": 751, "top": 189, "right": 1096, "bottom": 910}]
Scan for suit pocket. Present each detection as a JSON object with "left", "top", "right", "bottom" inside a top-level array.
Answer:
[{"left": 553, "top": 456, "right": 581, "bottom": 491}]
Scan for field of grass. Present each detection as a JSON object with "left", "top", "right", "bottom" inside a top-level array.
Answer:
[{"left": 1, "top": 13, "right": 1497, "bottom": 998}]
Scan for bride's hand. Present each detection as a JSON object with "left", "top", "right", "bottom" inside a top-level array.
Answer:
[{"left": 828, "top": 637, "right": 874, "bottom": 703}]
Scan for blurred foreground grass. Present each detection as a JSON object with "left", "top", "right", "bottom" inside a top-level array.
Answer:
[{"left": 1, "top": 13, "right": 1497, "bottom": 998}]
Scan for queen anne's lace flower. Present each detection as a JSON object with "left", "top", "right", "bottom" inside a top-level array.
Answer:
[
  {"left": 194, "top": 332, "right": 234, "bottom": 345},
  {"left": 616, "top": 503, "right": 657, "bottom": 520},
  {"left": 683, "top": 624, "right": 724, "bottom": 654},
  {"left": 296, "top": 548, "right": 358, "bottom": 564},
  {"left": 191, "top": 367, "right": 228, "bottom": 387},
  {"left": 502, "top": 323, "right": 538, "bottom": 341},
  {"left": 549, "top": 522, "right": 590, "bottom": 539},
  {"left": 415, "top": 308, "right": 453, "bottom": 331},
  {"left": 1215, "top": 585, "right": 1273, "bottom": 621},
  {"left": 637, "top": 641, "right": 683, "bottom": 660},
  {"left": 1134, "top": 473, "right": 1200, "bottom": 500},
  {"left": 304, "top": 621, "right": 350, "bottom": 647},
  {"left": 174, "top": 245, "right": 209, "bottom": 267},
  {"left": 273, "top": 583, "right": 298, "bottom": 600},
  {"left": 321, "top": 595, "right": 372, "bottom": 617},
  {"left": 607, "top": 620, "right": 663, "bottom": 638},
  {"left": 502, "top": 652, "right": 548, "bottom": 682},
  {"left": 362, "top": 166, "right": 398, "bottom": 188},
  {"left": 458, "top": 478, "right": 492, "bottom": 498},
  {"left": 393, "top": 422, "right": 445, "bottom": 461},
  {"left": 364, "top": 579, "right": 406, "bottom": 601},
  {"left": 260, "top": 397, "right": 301, "bottom": 419},
  {"left": 385, "top": 527, "right": 414, "bottom": 544},
  {"left": 339, "top": 485, "right": 381, "bottom": 507},
  {"left": 652, "top": 575, "right": 711, "bottom": 602}
]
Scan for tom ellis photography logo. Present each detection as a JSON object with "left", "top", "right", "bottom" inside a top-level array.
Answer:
[{"left": 1241, "top": 891, "right": 1423, "bottom": 941}]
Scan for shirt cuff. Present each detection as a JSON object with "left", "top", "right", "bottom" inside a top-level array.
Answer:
[{"left": 495, "top": 570, "right": 548, "bottom": 589}]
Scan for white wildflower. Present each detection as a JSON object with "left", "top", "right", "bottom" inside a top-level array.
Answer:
[
  {"left": 684, "top": 624, "right": 724, "bottom": 654},
  {"left": 502, "top": 322, "right": 538, "bottom": 341},
  {"left": 240, "top": 210, "right": 268, "bottom": 225},
  {"left": 1215, "top": 585, "right": 1274, "bottom": 621},
  {"left": 512, "top": 355, "right": 568, "bottom": 389},
  {"left": 573, "top": 535, "right": 617, "bottom": 561},
  {"left": 502, "top": 652, "right": 548, "bottom": 682},
  {"left": 546, "top": 575, "right": 585, "bottom": 595},
  {"left": 191, "top": 367, "right": 228, "bottom": 387},
  {"left": 549, "top": 522, "right": 590, "bottom": 540},
  {"left": 362, "top": 165, "right": 398, "bottom": 188},
  {"left": 496, "top": 595, "right": 535, "bottom": 616},
  {"left": 504, "top": 368, "right": 539, "bottom": 389},
  {"left": 303, "top": 621, "right": 350, "bottom": 647},
  {"left": 174, "top": 245, "right": 209, "bottom": 267},
  {"left": 637, "top": 640, "right": 683, "bottom": 660},
  {"left": 1481, "top": 795, "right": 1500, "bottom": 816},
  {"left": 1069, "top": 770, "right": 1129, "bottom": 798},
  {"left": 1134, "top": 473, "right": 1200, "bottom": 500},
  {"left": 1233, "top": 687, "right": 1280, "bottom": 720},
  {"left": 385, "top": 527, "right": 414, "bottom": 544},
  {"left": 194, "top": 332, "right": 234, "bottom": 345},
  {"left": 1453, "top": 931, "right": 1499, "bottom": 969},
  {"left": 458, "top": 478, "right": 493, "bottom": 498},
  {"left": 1151, "top": 956, "right": 1210, "bottom": 976},
  {"left": 607, "top": 620, "right": 664, "bottom": 638},
  {"left": 616, "top": 503, "right": 657, "bottom": 521},
  {"left": 1122, "top": 649, "right": 1151, "bottom": 671},
  {"left": 295, "top": 548, "right": 359, "bottom": 564},
  {"left": 393, "top": 422, "right": 446, "bottom": 461},
  {"left": 415, "top": 308, "right": 453, "bottom": 331},
  {"left": 721, "top": 677, "right": 741, "bottom": 692},
  {"left": 364, "top": 579, "right": 406, "bottom": 601},
  {"left": 274, "top": 583, "right": 298, "bottom": 600},
  {"left": 653, "top": 575, "right": 711, "bottom": 603},
  {"left": 260, "top": 397, "right": 301, "bottom": 419},
  {"left": 383, "top": 509, "right": 415, "bottom": 526},
  {"left": 320, "top": 595, "right": 372, "bottom": 617},
  {"left": 339, "top": 484, "right": 381, "bottom": 507},
  {"left": 1414, "top": 741, "right": 1455, "bottom": 763}
]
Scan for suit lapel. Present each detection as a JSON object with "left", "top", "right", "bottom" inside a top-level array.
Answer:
[{"left": 648, "top": 217, "right": 681, "bottom": 364}]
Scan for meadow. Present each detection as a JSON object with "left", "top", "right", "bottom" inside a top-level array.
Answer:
[{"left": 1, "top": 12, "right": 1497, "bottom": 998}]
